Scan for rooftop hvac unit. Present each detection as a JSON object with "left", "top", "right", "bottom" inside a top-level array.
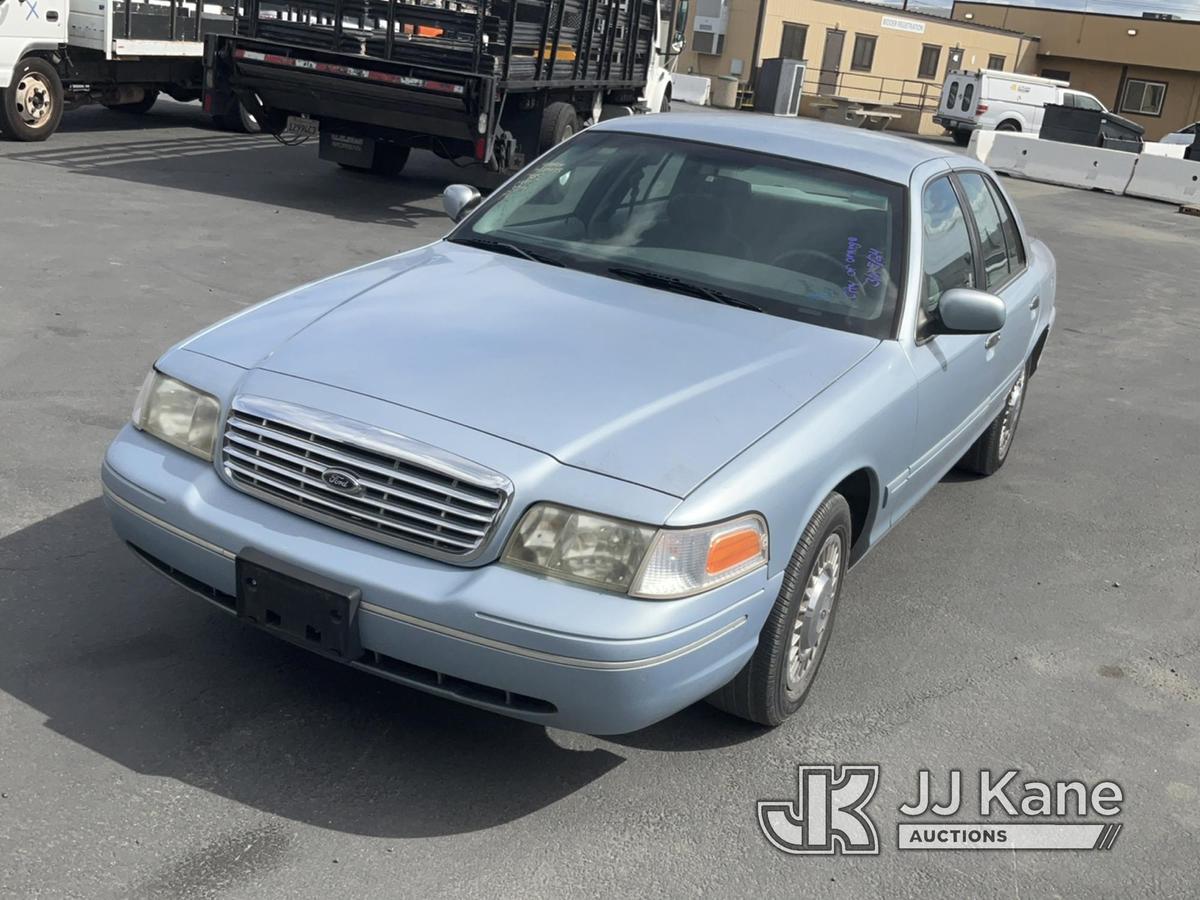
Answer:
[{"left": 755, "top": 58, "right": 806, "bottom": 116}]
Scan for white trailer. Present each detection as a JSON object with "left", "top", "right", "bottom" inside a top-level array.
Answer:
[{"left": 0, "top": 0, "right": 249, "bottom": 140}]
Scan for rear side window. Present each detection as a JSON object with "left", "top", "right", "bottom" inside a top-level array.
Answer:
[
  {"left": 985, "top": 177, "right": 1027, "bottom": 274},
  {"left": 957, "top": 172, "right": 1009, "bottom": 290},
  {"left": 919, "top": 177, "right": 975, "bottom": 337}
]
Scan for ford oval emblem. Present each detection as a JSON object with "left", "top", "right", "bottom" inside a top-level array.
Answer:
[{"left": 321, "top": 467, "right": 363, "bottom": 495}]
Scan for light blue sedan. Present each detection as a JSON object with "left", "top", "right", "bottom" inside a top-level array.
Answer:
[{"left": 103, "top": 114, "right": 1056, "bottom": 734}]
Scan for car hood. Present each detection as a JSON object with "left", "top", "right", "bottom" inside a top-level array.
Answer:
[{"left": 187, "top": 243, "right": 879, "bottom": 497}]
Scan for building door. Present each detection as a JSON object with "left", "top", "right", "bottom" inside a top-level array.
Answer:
[
  {"left": 819, "top": 29, "right": 845, "bottom": 96},
  {"left": 945, "top": 47, "right": 964, "bottom": 78}
]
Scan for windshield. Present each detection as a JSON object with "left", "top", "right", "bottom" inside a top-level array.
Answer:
[{"left": 450, "top": 130, "right": 906, "bottom": 338}]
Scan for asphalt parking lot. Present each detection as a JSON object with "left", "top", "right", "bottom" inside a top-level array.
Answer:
[{"left": 2, "top": 100, "right": 1198, "bottom": 898}]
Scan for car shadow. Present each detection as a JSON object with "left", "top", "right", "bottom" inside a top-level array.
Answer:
[
  {"left": 5, "top": 101, "right": 499, "bottom": 227},
  {"left": 0, "top": 498, "right": 624, "bottom": 838}
]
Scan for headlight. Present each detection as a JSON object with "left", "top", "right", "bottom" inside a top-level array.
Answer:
[
  {"left": 132, "top": 369, "right": 221, "bottom": 461},
  {"left": 502, "top": 503, "right": 767, "bottom": 599}
]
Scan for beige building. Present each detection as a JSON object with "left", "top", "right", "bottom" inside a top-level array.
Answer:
[
  {"left": 952, "top": 3, "right": 1200, "bottom": 139},
  {"left": 678, "top": 0, "right": 1038, "bottom": 133}
]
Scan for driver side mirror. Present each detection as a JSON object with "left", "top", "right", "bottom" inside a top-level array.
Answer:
[
  {"left": 938, "top": 288, "right": 1006, "bottom": 334},
  {"left": 443, "top": 184, "right": 482, "bottom": 223}
]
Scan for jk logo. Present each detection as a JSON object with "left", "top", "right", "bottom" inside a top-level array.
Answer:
[{"left": 758, "top": 764, "right": 881, "bottom": 855}]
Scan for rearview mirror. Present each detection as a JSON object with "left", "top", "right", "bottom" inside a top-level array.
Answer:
[
  {"left": 443, "top": 184, "right": 482, "bottom": 223},
  {"left": 938, "top": 288, "right": 1006, "bottom": 334}
]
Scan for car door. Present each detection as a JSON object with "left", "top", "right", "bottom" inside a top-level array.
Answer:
[{"left": 894, "top": 173, "right": 1016, "bottom": 515}]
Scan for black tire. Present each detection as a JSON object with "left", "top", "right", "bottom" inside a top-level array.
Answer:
[
  {"left": 215, "top": 100, "right": 261, "bottom": 134},
  {"left": 539, "top": 101, "right": 580, "bottom": 152},
  {"left": 707, "top": 492, "right": 852, "bottom": 727},
  {"left": 103, "top": 89, "right": 159, "bottom": 114},
  {"left": 951, "top": 128, "right": 972, "bottom": 147},
  {"left": 0, "top": 57, "right": 64, "bottom": 142},
  {"left": 996, "top": 120, "right": 1021, "bottom": 133},
  {"left": 337, "top": 143, "right": 411, "bottom": 176},
  {"left": 660, "top": 87, "right": 672, "bottom": 113},
  {"left": 956, "top": 364, "right": 1028, "bottom": 476}
]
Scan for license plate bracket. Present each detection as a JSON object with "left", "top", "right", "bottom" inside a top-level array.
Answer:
[
  {"left": 285, "top": 115, "right": 320, "bottom": 139},
  {"left": 235, "top": 549, "right": 363, "bottom": 660}
]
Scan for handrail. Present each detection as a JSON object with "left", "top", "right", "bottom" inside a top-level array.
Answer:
[{"left": 783, "top": 65, "right": 942, "bottom": 111}]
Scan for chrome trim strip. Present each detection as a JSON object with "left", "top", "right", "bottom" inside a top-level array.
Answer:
[
  {"left": 103, "top": 486, "right": 236, "bottom": 561},
  {"left": 358, "top": 602, "right": 748, "bottom": 671}
]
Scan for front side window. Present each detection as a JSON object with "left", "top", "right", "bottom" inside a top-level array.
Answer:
[
  {"left": 957, "top": 172, "right": 1010, "bottom": 291},
  {"left": 1121, "top": 79, "right": 1167, "bottom": 116},
  {"left": 851, "top": 35, "right": 876, "bottom": 72},
  {"left": 918, "top": 45, "right": 941, "bottom": 80},
  {"left": 454, "top": 131, "right": 907, "bottom": 338},
  {"left": 919, "top": 176, "right": 974, "bottom": 337}
]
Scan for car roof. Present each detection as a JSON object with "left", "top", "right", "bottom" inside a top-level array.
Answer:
[{"left": 590, "top": 112, "right": 956, "bottom": 185}]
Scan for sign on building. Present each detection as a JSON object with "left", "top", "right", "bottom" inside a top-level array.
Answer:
[{"left": 881, "top": 15, "right": 927, "bottom": 35}]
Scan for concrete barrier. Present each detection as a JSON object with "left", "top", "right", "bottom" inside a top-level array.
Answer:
[
  {"left": 1125, "top": 154, "right": 1200, "bottom": 205},
  {"left": 981, "top": 134, "right": 1136, "bottom": 194},
  {"left": 669, "top": 73, "right": 711, "bottom": 106},
  {"left": 971, "top": 130, "right": 1038, "bottom": 170}
]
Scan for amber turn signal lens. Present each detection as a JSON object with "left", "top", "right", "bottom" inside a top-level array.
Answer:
[{"left": 706, "top": 528, "right": 763, "bottom": 575}]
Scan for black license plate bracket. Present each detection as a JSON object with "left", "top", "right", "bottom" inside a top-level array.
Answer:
[{"left": 235, "top": 549, "right": 363, "bottom": 660}]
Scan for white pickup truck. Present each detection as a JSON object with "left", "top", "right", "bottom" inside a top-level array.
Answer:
[
  {"left": 0, "top": 0, "right": 249, "bottom": 140},
  {"left": 934, "top": 69, "right": 1109, "bottom": 146}
]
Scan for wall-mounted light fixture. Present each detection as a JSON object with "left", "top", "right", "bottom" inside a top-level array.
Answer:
[
  {"left": 964, "top": 12, "right": 974, "bottom": 18},
  {"left": 1127, "top": 28, "right": 1138, "bottom": 35}
]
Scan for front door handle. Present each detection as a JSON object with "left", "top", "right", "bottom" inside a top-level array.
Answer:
[
  {"left": 1029, "top": 295, "right": 1041, "bottom": 311},
  {"left": 985, "top": 333, "right": 1000, "bottom": 349}
]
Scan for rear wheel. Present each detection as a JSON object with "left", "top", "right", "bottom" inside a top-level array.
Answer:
[
  {"left": 707, "top": 492, "right": 851, "bottom": 726},
  {"left": 103, "top": 89, "right": 159, "bottom": 114},
  {"left": 0, "top": 57, "right": 64, "bottom": 142},
  {"left": 337, "top": 143, "right": 411, "bottom": 176},
  {"left": 996, "top": 120, "right": 1021, "bottom": 133},
  {"left": 539, "top": 101, "right": 580, "bottom": 152},
  {"left": 956, "top": 366, "right": 1028, "bottom": 476},
  {"left": 215, "top": 100, "right": 260, "bottom": 134}
]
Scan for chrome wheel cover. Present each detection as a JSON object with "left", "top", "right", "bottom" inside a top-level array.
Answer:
[
  {"left": 14, "top": 73, "right": 54, "bottom": 128},
  {"left": 998, "top": 370, "right": 1026, "bottom": 459},
  {"left": 786, "top": 533, "right": 843, "bottom": 694}
]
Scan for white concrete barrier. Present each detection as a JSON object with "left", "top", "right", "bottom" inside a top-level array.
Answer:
[
  {"left": 1141, "top": 141, "right": 1187, "bottom": 159},
  {"left": 670, "top": 73, "right": 711, "bottom": 107},
  {"left": 1125, "top": 154, "right": 1200, "bottom": 205},
  {"left": 982, "top": 134, "right": 1136, "bottom": 194},
  {"left": 972, "top": 131, "right": 1039, "bottom": 171}
]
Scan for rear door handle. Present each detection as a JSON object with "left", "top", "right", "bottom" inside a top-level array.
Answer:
[
  {"left": 985, "top": 333, "right": 1000, "bottom": 349},
  {"left": 1029, "top": 295, "right": 1041, "bottom": 311}
]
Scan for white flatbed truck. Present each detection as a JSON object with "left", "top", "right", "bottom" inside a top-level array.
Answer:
[{"left": 0, "top": 0, "right": 249, "bottom": 140}]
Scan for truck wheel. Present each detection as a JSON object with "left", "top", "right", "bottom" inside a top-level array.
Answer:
[
  {"left": 0, "top": 57, "right": 64, "bottom": 142},
  {"left": 338, "top": 144, "right": 411, "bottom": 176},
  {"left": 216, "top": 101, "right": 261, "bottom": 134},
  {"left": 707, "top": 492, "right": 851, "bottom": 727},
  {"left": 660, "top": 87, "right": 672, "bottom": 113},
  {"left": 956, "top": 366, "right": 1027, "bottom": 476},
  {"left": 951, "top": 128, "right": 971, "bottom": 147},
  {"left": 103, "top": 89, "right": 159, "bottom": 114},
  {"left": 996, "top": 120, "right": 1021, "bottom": 132},
  {"left": 539, "top": 102, "right": 580, "bottom": 152}
]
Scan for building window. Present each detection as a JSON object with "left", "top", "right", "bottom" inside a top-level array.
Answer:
[
  {"left": 1121, "top": 78, "right": 1167, "bottom": 116},
  {"left": 1041, "top": 68, "right": 1071, "bottom": 82},
  {"left": 918, "top": 44, "right": 941, "bottom": 80},
  {"left": 850, "top": 35, "right": 876, "bottom": 72},
  {"left": 987, "top": 54, "right": 1006, "bottom": 71},
  {"left": 780, "top": 23, "right": 808, "bottom": 61}
]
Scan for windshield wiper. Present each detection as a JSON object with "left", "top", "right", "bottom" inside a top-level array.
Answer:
[
  {"left": 449, "top": 236, "right": 565, "bottom": 267},
  {"left": 607, "top": 266, "right": 763, "bottom": 312}
]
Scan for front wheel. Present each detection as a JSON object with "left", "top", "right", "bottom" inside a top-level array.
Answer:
[
  {"left": 0, "top": 57, "right": 64, "bottom": 142},
  {"left": 956, "top": 366, "right": 1027, "bottom": 476},
  {"left": 707, "top": 492, "right": 851, "bottom": 727}
]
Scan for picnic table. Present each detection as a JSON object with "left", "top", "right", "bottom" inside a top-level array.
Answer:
[{"left": 813, "top": 96, "right": 903, "bottom": 131}]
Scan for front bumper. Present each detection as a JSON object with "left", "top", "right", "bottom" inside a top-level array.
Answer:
[{"left": 102, "top": 426, "right": 780, "bottom": 734}]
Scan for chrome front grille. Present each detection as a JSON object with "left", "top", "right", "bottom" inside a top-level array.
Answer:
[{"left": 221, "top": 398, "right": 510, "bottom": 560}]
